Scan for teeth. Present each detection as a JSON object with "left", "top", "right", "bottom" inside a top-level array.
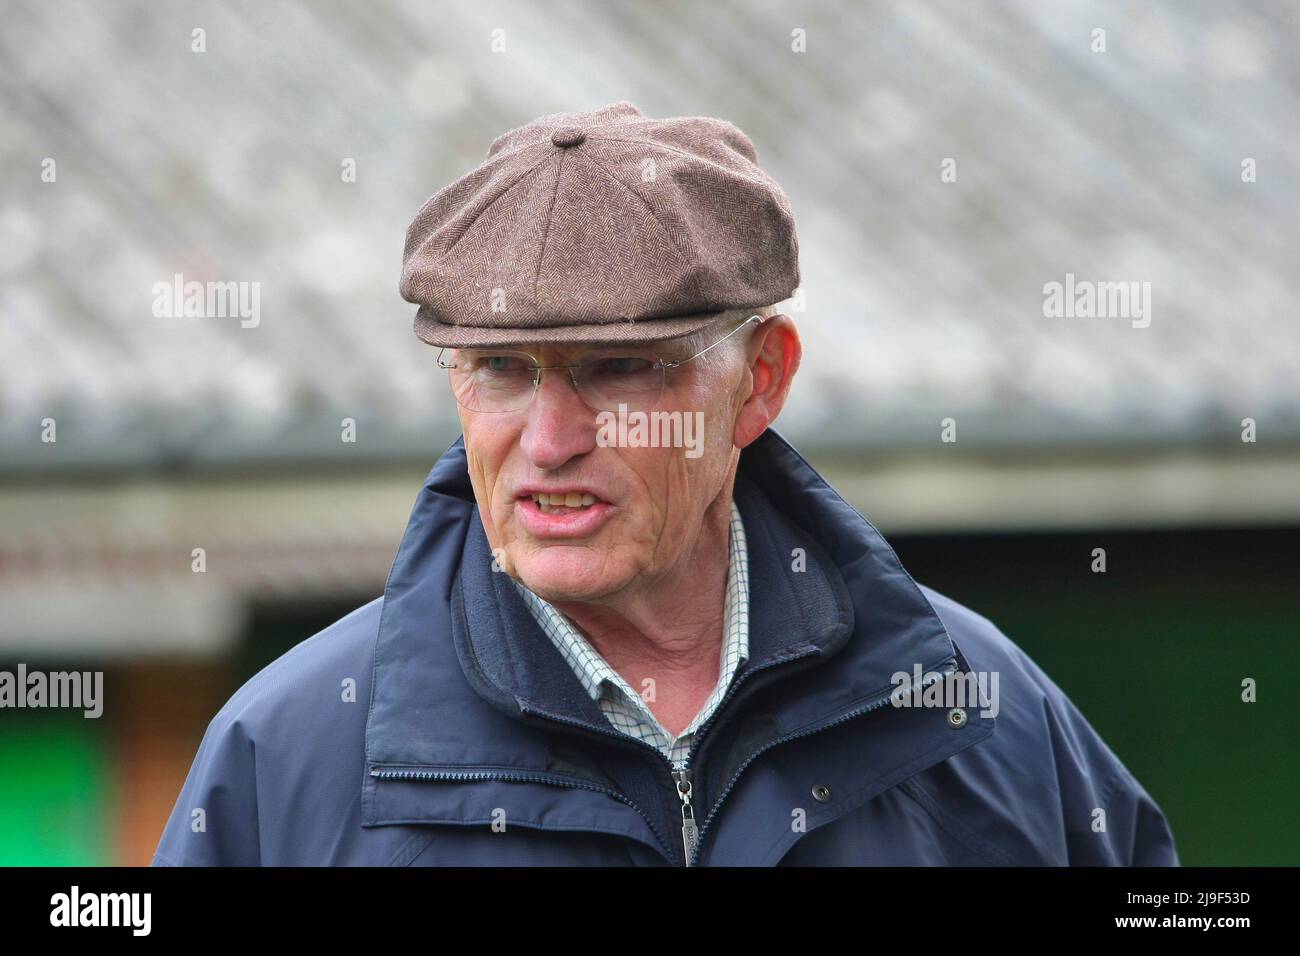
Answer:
[{"left": 530, "top": 492, "right": 600, "bottom": 512}]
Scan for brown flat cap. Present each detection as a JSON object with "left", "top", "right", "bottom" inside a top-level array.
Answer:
[{"left": 400, "top": 101, "right": 799, "bottom": 348}]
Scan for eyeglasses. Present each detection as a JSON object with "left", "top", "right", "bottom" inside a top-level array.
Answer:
[{"left": 437, "top": 315, "right": 761, "bottom": 414}]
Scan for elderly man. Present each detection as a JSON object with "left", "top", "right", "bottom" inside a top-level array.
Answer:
[{"left": 154, "top": 102, "right": 1178, "bottom": 867}]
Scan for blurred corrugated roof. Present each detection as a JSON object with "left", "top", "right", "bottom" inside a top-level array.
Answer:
[{"left": 2, "top": 0, "right": 1298, "bottom": 471}]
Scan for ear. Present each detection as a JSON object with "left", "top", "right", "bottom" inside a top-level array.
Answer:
[{"left": 733, "top": 314, "right": 801, "bottom": 449}]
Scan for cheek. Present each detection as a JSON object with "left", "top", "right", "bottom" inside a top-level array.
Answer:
[
  {"left": 634, "top": 384, "right": 736, "bottom": 521},
  {"left": 463, "top": 441, "right": 494, "bottom": 506},
  {"left": 628, "top": 446, "right": 706, "bottom": 535},
  {"left": 683, "top": 371, "right": 740, "bottom": 448},
  {"left": 462, "top": 421, "right": 521, "bottom": 539}
]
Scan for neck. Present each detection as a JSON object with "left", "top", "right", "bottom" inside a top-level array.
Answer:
[{"left": 551, "top": 478, "right": 737, "bottom": 736}]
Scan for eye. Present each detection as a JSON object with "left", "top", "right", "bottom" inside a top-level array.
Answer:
[{"left": 468, "top": 353, "right": 531, "bottom": 374}]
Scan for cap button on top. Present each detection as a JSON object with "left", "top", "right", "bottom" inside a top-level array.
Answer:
[{"left": 551, "top": 126, "right": 586, "bottom": 148}]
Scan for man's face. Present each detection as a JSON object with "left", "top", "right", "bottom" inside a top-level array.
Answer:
[{"left": 455, "top": 330, "right": 750, "bottom": 605}]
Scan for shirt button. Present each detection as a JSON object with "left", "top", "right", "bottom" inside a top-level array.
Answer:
[
  {"left": 947, "top": 707, "right": 968, "bottom": 728},
  {"left": 811, "top": 784, "right": 832, "bottom": 803}
]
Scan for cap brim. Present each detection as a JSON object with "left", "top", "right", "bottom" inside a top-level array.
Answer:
[{"left": 413, "top": 306, "right": 732, "bottom": 349}]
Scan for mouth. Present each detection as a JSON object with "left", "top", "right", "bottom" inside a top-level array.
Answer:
[
  {"left": 515, "top": 489, "right": 615, "bottom": 539},
  {"left": 524, "top": 491, "right": 605, "bottom": 515}
]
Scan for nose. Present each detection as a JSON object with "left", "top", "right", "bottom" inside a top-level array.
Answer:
[{"left": 519, "top": 365, "right": 598, "bottom": 470}]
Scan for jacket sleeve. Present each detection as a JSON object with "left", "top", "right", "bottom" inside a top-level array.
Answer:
[
  {"left": 1042, "top": 686, "right": 1180, "bottom": 866},
  {"left": 151, "top": 708, "right": 261, "bottom": 867},
  {"left": 1093, "top": 761, "right": 1180, "bottom": 866}
]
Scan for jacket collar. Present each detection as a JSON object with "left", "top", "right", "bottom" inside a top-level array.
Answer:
[{"left": 365, "top": 428, "right": 963, "bottom": 777}]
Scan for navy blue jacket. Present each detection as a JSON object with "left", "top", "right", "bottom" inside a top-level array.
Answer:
[{"left": 153, "top": 430, "right": 1179, "bottom": 866}]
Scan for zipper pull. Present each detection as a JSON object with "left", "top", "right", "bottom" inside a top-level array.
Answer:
[{"left": 673, "top": 768, "right": 698, "bottom": 866}]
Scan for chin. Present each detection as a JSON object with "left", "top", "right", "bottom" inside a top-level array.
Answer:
[{"left": 513, "top": 548, "right": 625, "bottom": 604}]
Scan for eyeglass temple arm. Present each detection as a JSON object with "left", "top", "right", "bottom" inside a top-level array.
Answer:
[{"left": 661, "top": 314, "right": 762, "bottom": 369}]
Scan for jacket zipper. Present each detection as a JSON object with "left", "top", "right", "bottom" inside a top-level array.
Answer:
[
  {"left": 666, "top": 645, "right": 835, "bottom": 865},
  {"left": 672, "top": 767, "right": 698, "bottom": 865},
  {"left": 513, "top": 703, "right": 691, "bottom": 865},
  {"left": 654, "top": 644, "right": 836, "bottom": 865}
]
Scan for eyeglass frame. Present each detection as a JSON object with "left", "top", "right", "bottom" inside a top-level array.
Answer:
[{"left": 436, "top": 313, "right": 763, "bottom": 413}]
